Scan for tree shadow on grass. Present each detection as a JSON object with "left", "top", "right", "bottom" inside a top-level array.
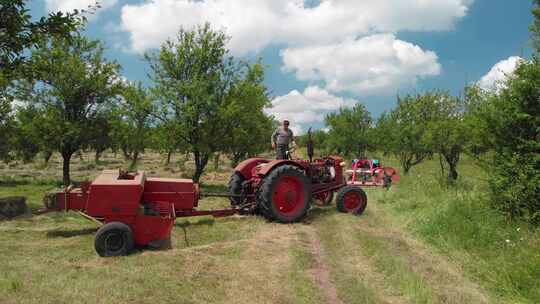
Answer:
[{"left": 46, "top": 227, "right": 98, "bottom": 238}]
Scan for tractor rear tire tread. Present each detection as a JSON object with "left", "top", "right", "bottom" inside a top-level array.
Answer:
[{"left": 257, "top": 165, "right": 311, "bottom": 223}]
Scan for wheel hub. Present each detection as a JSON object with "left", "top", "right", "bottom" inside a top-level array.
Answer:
[
  {"left": 272, "top": 176, "right": 305, "bottom": 215},
  {"left": 344, "top": 192, "right": 362, "bottom": 211},
  {"left": 105, "top": 232, "right": 123, "bottom": 251}
]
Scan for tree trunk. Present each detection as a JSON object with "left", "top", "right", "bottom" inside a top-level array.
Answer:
[
  {"left": 61, "top": 151, "right": 74, "bottom": 186},
  {"left": 166, "top": 150, "right": 172, "bottom": 165},
  {"left": 130, "top": 151, "right": 139, "bottom": 170},
  {"left": 213, "top": 153, "right": 220, "bottom": 171},
  {"left": 43, "top": 151, "right": 53, "bottom": 165},
  {"left": 445, "top": 151, "right": 460, "bottom": 182},
  {"left": 232, "top": 153, "right": 243, "bottom": 168},
  {"left": 448, "top": 163, "right": 458, "bottom": 181},
  {"left": 193, "top": 151, "right": 209, "bottom": 183},
  {"left": 95, "top": 150, "right": 102, "bottom": 164},
  {"left": 122, "top": 147, "right": 130, "bottom": 161}
]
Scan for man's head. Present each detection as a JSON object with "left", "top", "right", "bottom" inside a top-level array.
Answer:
[{"left": 282, "top": 120, "right": 290, "bottom": 130}]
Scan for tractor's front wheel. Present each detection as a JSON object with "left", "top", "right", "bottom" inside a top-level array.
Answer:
[
  {"left": 258, "top": 165, "right": 311, "bottom": 223},
  {"left": 336, "top": 186, "right": 367, "bottom": 215},
  {"left": 94, "top": 222, "right": 134, "bottom": 257}
]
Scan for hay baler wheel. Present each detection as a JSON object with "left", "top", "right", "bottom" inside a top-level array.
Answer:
[
  {"left": 258, "top": 165, "right": 311, "bottom": 223},
  {"left": 94, "top": 222, "right": 134, "bottom": 257},
  {"left": 228, "top": 172, "right": 245, "bottom": 206},
  {"left": 336, "top": 186, "right": 367, "bottom": 215}
]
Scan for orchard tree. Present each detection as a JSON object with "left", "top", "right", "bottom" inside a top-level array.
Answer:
[
  {"left": 325, "top": 104, "right": 373, "bottom": 157},
  {"left": 218, "top": 63, "right": 274, "bottom": 167},
  {"left": 147, "top": 23, "right": 244, "bottom": 182},
  {"left": 17, "top": 35, "right": 123, "bottom": 185},
  {"left": 0, "top": 0, "right": 81, "bottom": 85},
  {"left": 0, "top": 100, "right": 13, "bottom": 160},
  {"left": 377, "top": 93, "right": 439, "bottom": 174},
  {"left": 423, "top": 92, "right": 468, "bottom": 182},
  {"left": 151, "top": 121, "right": 185, "bottom": 166},
  {"left": 87, "top": 111, "right": 114, "bottom": 163},
  {"left": 1, "top": 0, "right": 82, "bottom": 162},
  {"left": 116, "top": 82, "right": 154, "bottom": 169},
  {"left": 11, "top": 105, "right": 41, "bottom": 162}
]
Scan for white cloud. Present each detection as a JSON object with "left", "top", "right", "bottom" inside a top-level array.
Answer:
[
  {"left": 119, "top": 0, "right": 473, "bottom": 55},
  {"left": 478, "top": 56, "right": 523, "bottom": 91},
  {"left": 45, "top": 0, "right": 117, "bottom": 17},
  {"left": 282, "top": 34, "right": 441, "bottom": 95},
  {"left": 266, "top": 86, "right": 359, "bottom": 134}
]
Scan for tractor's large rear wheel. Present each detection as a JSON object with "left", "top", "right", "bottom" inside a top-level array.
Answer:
[
  {"left": 94, "top": 222, "right": 134, "bottom": 257},
  {"left": 228, "top": 172, "right": 245, "bottom": 206},
  {"left": 336, "top": 186, "right": 367, "bottom": 215},
  {"left": 258, "top": 165, "right": 311, "bottom": 223}
]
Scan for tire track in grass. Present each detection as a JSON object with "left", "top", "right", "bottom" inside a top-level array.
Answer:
[
  {"left": 300, "top": 225, "right": 343, "bottom": 304},
  {"left": 308, "top": 208, "right": 407, "bottom": 304}
]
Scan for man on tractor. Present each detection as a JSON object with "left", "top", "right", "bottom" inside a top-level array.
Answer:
[{"left": 271, "top": 120, "right": 295, "bottom": 160}]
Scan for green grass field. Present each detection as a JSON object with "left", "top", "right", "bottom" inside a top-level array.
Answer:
[{"left": 0, "top": 152, "right": 538, "bottom": 303}]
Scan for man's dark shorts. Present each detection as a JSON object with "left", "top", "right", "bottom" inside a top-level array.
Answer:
[{"left": 276, "top": 144, "right": 289, "bottom": 160}]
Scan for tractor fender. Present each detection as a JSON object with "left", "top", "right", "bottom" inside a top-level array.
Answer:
[
  {"left": 256, "top": 160, "right": 307, "bottom": 177},
  {"left": 234, "top": 158, "right": 270, "bottom": 179}
]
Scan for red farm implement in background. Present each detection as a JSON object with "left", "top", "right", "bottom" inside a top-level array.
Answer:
[
  {"left": 346, "top": 158, "right": 400, "bottom": 188},
  {"left": 38, "top": 129, "right": 396, "bottom": 257}
]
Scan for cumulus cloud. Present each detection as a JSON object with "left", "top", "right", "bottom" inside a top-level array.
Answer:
[
  {"left": 45, "top": 0, "right": 117, "bottom": 17},
  {"left": 266, "top": 86, "right": 359, "bottom": 134},
  {"left": 119, "top": 0, "right": 473, "bottom": 55},
  {"left": 478, "top": 56, "right": 523, "bottom": 91},
  {"left": 282, "top": 34, "right": 441, "bottom": 95}
]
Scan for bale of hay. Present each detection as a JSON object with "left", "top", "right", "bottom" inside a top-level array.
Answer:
[{"left": 0, "top": 197, "right": 28, "bottom": 220}]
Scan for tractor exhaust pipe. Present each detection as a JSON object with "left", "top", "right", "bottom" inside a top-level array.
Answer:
[{"left": 307, "top": 127, "right": 314, "bottom": 163}]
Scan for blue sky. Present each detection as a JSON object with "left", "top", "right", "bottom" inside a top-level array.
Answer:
[{"left": 31, "top": 0, "right": 534, "bottom": 133}]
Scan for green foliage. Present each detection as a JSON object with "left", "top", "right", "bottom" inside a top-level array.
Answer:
[
  {"left": 112, "top": 82, "right": 155, "bottom": 169},
  {"left": 296, "top": 129, "right": 332, "bottom": 156},
  {"left": 376, "top": 93, "right": 437, "bottom": 174},
  {"left": 147, "top": 23, "right": 270, "bottom": 181},
  {"left": 478, "top": 58, "right": 540, "bottom": 224},
  {"left": 0, "top": 0, "right": 82, "bottom": 162},
  {"left": 11, "top": 105, "right": 40, "bottom": 162},
  {"left": 218, "top": 62, "right": 274, "bottom": 167},
  {"left": 531, "top": 0, "right": 540, "bottom": 52},
  {"left": 372, "top": 156, "right": 540, "bottom": 303},
  {"left": 324, "top": 104, "right": 373, "bottom": 157},
  {"left": 423, "top": 92, "right": 468, "bottom": 182},
  {"left": 0, "top": 0, "right": 81, "bottom": 82},
  {"left": 16, "top": 35, "right": 123, "bottom": 185},
  {"left": 0, "top": 99, "right": 13, "bottom": 161}
]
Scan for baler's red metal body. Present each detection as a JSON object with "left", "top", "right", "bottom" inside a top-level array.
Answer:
[{"left": 42, "top": 170, "right": 239, "bottom": 247}]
